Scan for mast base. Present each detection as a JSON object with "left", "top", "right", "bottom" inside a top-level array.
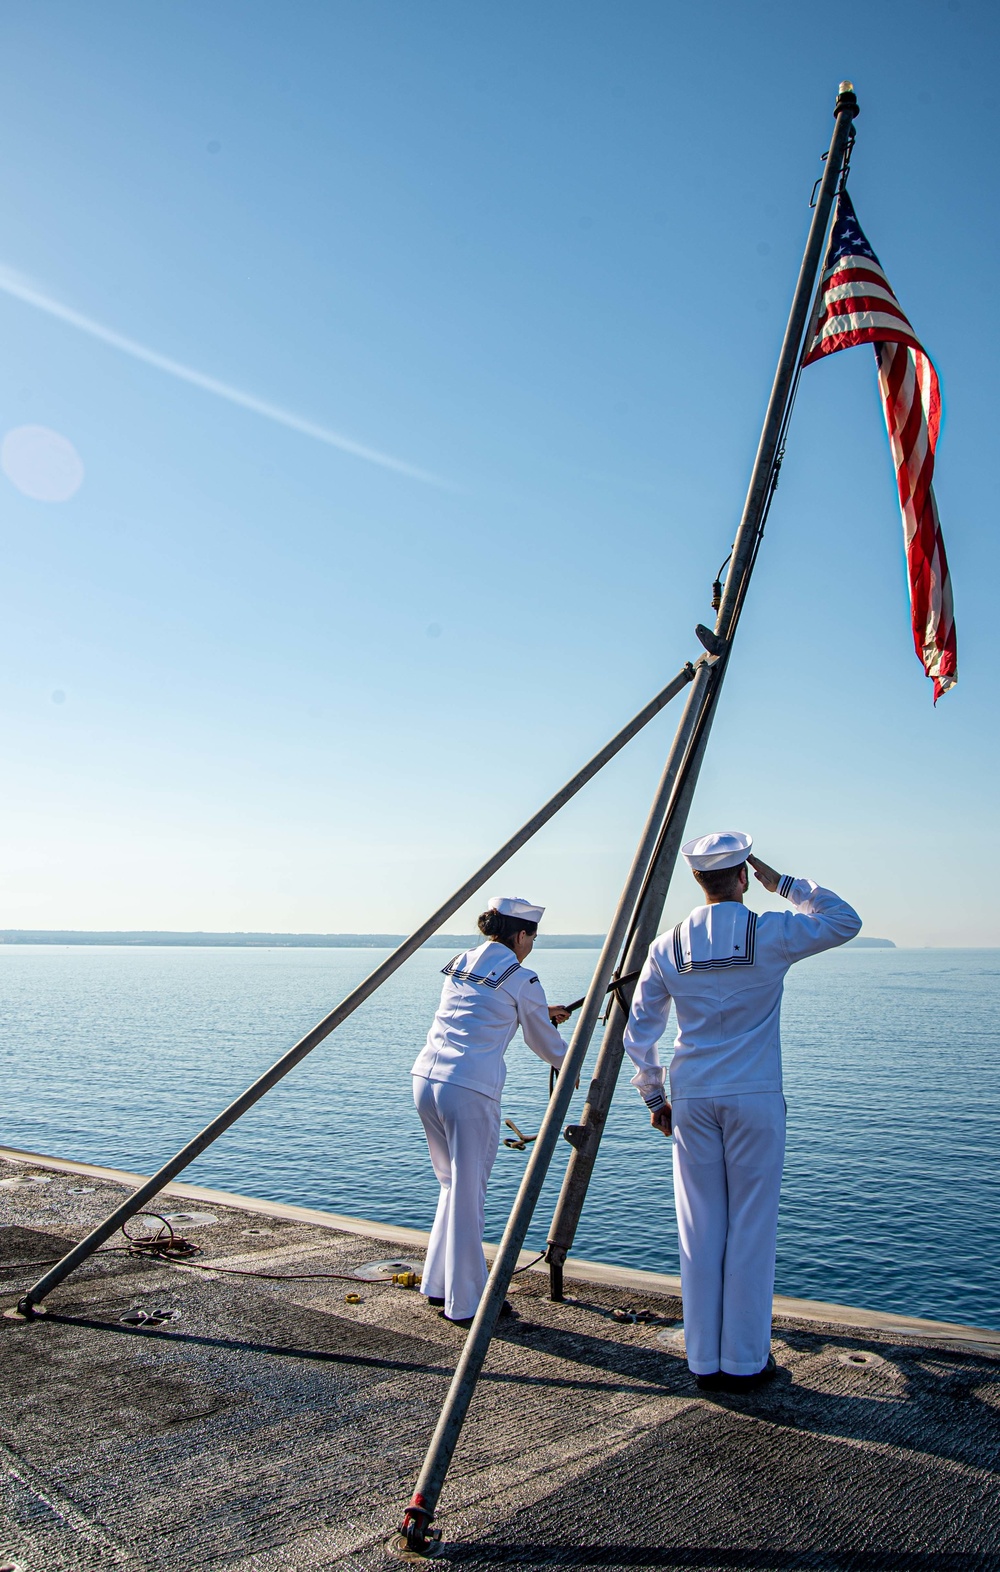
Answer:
[{"left": 395, "top": 1495, "right": 442, "bottom": 1558}]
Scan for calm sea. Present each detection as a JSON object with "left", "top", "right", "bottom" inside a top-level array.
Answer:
[{"left": 1, "top": 944, "right": 998, "bottom": 1330}]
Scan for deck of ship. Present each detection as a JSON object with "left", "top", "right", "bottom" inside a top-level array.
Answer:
[{"left": 2, "top": 1147, "right": 999, "bottom": 1572}]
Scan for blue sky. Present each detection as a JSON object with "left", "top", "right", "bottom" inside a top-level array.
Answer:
[{"left": 0, "top": 0, "right": 996, "bottom": 945}]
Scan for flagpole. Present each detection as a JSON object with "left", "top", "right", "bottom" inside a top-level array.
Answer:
[
  {"left": 713, "top": 84, "right": 858, "bottom": 642},
  {"left": 395, "top": 81, "right": 860, "bottom": 1555}
]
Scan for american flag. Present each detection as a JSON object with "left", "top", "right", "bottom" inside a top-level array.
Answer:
[{"left": 803, "top": 191, "right": 957, "bottom": 700}]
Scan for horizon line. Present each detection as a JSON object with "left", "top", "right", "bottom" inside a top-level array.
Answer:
[{"left": 0, "top": 928, "right": 939, "bottom": 949}]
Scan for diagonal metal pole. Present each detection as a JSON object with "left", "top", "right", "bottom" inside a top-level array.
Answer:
[
  {"left": 546, "top": 664, "right": 719, "bottom": 1292},
  {"left": 15, "top": 661, "right": 698, "bottom": 1317},
  {"left": 544, "top": 81, "right": 860, "bottom": 1299},
  {"left": 397, "top": 658, "right": 716, "bottom": 1552},
  {"left": 396, "top": 82, "right": 860, "bottom": 1550}
]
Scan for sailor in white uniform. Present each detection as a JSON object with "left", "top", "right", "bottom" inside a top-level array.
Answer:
[
  {"left": 412, "top": 895, "right": 569, "bottom": 1326},
  {"left": 623, "top": 832, "right": 860, "bottom": 1390}
]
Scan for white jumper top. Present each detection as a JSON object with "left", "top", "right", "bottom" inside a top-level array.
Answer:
[
  {"left": 623, "top": 876, "right": 861, "bottom": 1105},
  {"left": 411, "top": 940, "right": 568, "bottom": 1103}
]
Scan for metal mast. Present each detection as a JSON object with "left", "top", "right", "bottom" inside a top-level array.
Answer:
[{"left": 397, "top": 81, "right": 860, "bottom": 1554}]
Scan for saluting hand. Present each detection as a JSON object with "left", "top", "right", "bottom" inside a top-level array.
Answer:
[
  {"left": 548, "top": 1006, "right": 571, "bottom": 1025},
  {"left": 651, "top": 1104, "right": 672, "bottom": 1138},
  {"left": 748, "top": 854, "right": 781, "bottom": 893}
]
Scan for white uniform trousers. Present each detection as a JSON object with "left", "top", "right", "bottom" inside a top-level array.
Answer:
[
  {"left": 413, "top": 1075, "right": 501, "bottom": 1321},
  {"left": 671, "top": 1093, "right": 786, "bottom": 1376}
]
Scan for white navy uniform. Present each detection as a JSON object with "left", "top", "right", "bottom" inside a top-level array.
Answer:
[
  {"left": 624, "top": 874, "right": 861, "bottom": 1375},
  {"left": 412, "top": 940, "right": 567, "bottom": 1320}
]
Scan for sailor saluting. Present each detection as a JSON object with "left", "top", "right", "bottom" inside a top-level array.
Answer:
[
  {"left": 412, "top": 895, "right": 570, "bottom": 1327},
  {"left": 623, "top": 832, "right": 861, "bottom": 1391}
]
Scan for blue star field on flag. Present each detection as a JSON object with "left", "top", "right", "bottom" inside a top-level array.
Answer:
[{"left": 824, "top": 190, "right": 882, "bottom": 270}]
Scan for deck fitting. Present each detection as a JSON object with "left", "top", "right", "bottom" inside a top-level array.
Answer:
[
  {"left": 6, "top": 1299, "right": 46, "bottom": 1320},
  {"left": 391, "top": 1519, "right": 443, "bottom": 1559}
]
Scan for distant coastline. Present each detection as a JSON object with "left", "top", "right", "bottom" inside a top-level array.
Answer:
[{"left": 0, "top": 930, "right": 898, "bottom": 949}]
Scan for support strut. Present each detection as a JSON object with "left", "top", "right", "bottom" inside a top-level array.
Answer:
[
  {"left": 547, "top": 670, "right": 718, "bottom": 1291},
  {"left": 15, "top": 661, "right": 697, "bottom": 1318}
]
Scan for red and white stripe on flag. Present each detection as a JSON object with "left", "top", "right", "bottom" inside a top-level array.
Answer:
[{"left": 803, "top": 191, "right": 957, "bottom": 700}]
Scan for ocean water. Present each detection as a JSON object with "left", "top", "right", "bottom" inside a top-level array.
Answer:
[{"left": 1, "top": 944, "right": 998, "bottom": 1330}]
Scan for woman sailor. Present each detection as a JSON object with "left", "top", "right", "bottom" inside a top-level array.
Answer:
[{"left": 411, "top": 895, "right": 570, "bottom": 1326}]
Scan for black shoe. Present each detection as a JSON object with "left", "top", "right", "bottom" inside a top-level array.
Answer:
[
  {"left": 439, "top": 1300, "right": 516, "bottom": 1329},
  {"left": 695, "top": 1370, "right": 726, "bottom": 1391},
  {"left": 717, "top": 1354, "right": 778, "bottom": 1392},
  {"left": 426, "top": 1295, "right": 445, "bottom": 1307}
]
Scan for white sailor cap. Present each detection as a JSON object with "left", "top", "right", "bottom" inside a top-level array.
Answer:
[
  {"left": 681, "top": 830, "right": 753, "bottom": 872},
  {"left": 486, "top": 895, "right": 545, "bottom": 923}
]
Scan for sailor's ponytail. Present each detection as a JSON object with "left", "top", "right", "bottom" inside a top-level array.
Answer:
[{"left": 477, "top": 909, "right": 538, "bottom": 946}]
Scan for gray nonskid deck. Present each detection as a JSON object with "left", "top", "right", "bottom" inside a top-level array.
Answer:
[{"left": 2, "top": 1156, "right": 998, "bottom": 1571}]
